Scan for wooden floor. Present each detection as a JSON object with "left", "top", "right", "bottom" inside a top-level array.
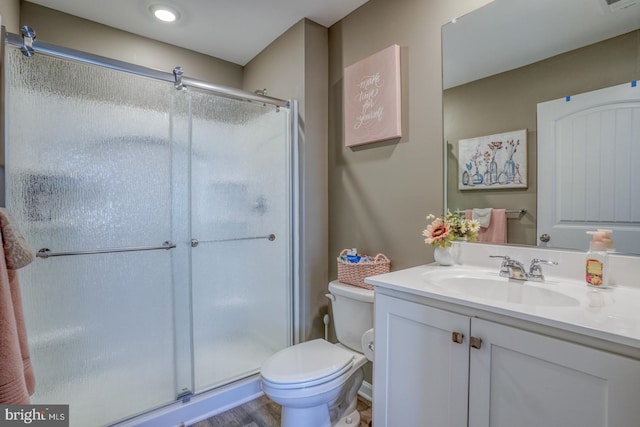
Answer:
[{"left": 193, "top": 395, "right": 372, "bottom": 427}]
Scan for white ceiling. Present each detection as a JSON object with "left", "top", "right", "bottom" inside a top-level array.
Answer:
[
  {"left": 443, "top": 0, "right": 640, "bottom": 89},
  {"left": 26, "top": 0, "right": 369, "bottom": 65}
]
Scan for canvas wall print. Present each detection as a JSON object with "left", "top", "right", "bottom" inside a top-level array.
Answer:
[
  {"left": 458, "top": 129, "right": 527, "bottom": 190},
  {"left": 344, "top": 44, "right": 402, "bottom": 147}
]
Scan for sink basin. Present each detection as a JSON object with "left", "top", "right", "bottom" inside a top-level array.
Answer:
[{"left": 422, "top": 268, "right": 580, "bottom": 307}]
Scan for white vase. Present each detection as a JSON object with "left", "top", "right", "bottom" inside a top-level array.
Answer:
[{"left": 434, "top": 246, "right": 454, "bottom": 266}]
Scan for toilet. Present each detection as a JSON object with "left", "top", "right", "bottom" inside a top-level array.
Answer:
[{"left": 260, "top": 280, "right": 374, "bottom": 427}]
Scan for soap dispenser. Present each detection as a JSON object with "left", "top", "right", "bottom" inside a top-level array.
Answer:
[
  {"left": 586, "top": 231, "right": 608, "bottom": 288},
  {"left": 597, "top": 229, "right": 615, "bottom": 253}
]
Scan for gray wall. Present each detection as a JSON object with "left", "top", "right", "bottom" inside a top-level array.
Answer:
[
  {"left": 327, "top": 0, "right": 491, "bottom": 280},
  {"left": 244, "top": 19, "right": 330, "bottom": 343},
  {"left": 0, "top": 0, "right": 20, "bottom": 32},
  {"left": 445, "top": 30, "right": 640, "bottom": 246}
]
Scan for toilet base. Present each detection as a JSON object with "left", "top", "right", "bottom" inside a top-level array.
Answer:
[
  {"left": 334, "top": 408, "right": 360, "bottom": 427},
  {"left": 281, "top": 404, "right": 331, "bottom": 427},
  {"left": 280, "top": 405, "right": 360, "bottom": 427}
]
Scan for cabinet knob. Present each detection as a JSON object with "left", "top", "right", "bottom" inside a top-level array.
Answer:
[
  {"left": 451, "top": 331, "right": 464, "bottom": 344},
  {"left": 470, "top": 336, "right": 482, "bottom": 349}
]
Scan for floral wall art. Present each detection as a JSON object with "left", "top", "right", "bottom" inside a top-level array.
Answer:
[
  {"left": 458, "top": 129, "right": 527, "bottom": 190},
  {"left": 343, "top": 44, "right": 402, "bottom": 147}
]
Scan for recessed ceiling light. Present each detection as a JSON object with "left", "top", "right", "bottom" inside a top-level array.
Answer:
[{"left": 150, "top": 5, "right": 179, "bottom": 23}]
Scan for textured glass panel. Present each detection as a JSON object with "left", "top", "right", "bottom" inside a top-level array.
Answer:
[
  {"left": 5, "top": 49, "right": 181, "bottom": 426},
  {"left": 190, "top": 90, "right": 292, "bottom": 391},
  {"left": 4, "top": 46, "right": 294, "bottom": 423}
]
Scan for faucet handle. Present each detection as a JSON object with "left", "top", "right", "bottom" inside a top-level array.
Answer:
[
  {"left": 529, "top": 258, "right": 558, "bottom": 281},
  {"left": 489, "top": 255, "right": 511, "bottom": 277}
]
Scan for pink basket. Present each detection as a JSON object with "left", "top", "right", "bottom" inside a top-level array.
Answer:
[{"left": 337, "top": 249, "right": 390, "bottom": 290}]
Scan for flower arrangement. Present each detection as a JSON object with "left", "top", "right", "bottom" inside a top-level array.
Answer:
[{"left": 422, "top": 211, "right": 480, "bottom": 248}]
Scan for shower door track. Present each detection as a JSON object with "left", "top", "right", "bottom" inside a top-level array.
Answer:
[{"left": 4, "top": 28, "right": 290, "bottom": 108}]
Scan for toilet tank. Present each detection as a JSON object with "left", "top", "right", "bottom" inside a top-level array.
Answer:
[{"left": 327, "top": 280, "right": 374, "bottom": 353}]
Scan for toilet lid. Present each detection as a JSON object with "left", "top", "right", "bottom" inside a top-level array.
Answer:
[{"left": 261, "top": 339, "right": 354, "bottom": 386}]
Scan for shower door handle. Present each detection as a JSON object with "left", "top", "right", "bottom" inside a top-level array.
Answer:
[
  {"left": 36, "top": 241, "right": 176, "bottom": 259},
  {"left": 191, "top": 234, "right": 276, "bottom": 247}
]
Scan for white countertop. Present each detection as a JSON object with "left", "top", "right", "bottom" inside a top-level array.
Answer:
[{"left": 366, "top": 261, "right": 640, "bottom": 351}]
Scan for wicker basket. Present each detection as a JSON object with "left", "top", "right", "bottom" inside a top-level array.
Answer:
[{"left": 337, "top": 249, "right": 390, "bottom": 290}]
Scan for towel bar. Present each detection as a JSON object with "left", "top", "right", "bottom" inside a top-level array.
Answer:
[
  {"left": 36, "top": 241, "right": 176, "bottom": 259},
  {"left": 453, "top": 209, "right": 527, "bottom": 215}
]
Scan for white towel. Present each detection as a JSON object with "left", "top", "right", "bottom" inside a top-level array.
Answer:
[{"left": 472, "top": 208, "right": 492, "bottom": 228}]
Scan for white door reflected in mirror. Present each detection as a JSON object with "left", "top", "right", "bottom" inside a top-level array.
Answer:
[{"left": 537, "top": 82, "right": 640, "bottom": 254}]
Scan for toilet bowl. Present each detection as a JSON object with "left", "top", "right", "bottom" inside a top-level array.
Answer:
[
  {"left": 261, "top": 339, "right": 367, "bottom": 427},
  {"left": 260, "top": 281, "right": 374, "bottom": 427}
]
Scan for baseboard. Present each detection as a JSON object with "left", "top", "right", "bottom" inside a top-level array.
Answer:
[{"left": 358, "top": 380, "right": 372, "bottom": 402}]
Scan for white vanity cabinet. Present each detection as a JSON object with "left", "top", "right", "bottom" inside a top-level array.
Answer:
[
  {"left": 373, "top": 293, "right": 640, "bottom": 427},
  {"left": 373, "top": 293, "right": 471, "bottom": 426}
]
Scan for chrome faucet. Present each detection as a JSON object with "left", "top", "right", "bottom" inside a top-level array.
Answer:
[
  {"left": 490, "top": 255, "right": 557, "bottom": 281},
  {"left": 504, "top": 258, "right": 528, "bottom": 280}
]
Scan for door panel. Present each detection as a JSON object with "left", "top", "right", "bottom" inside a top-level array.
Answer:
[
  {"left": 469, "top": 318, "right": 640, "bottom": 427},
  {"left": 374, "top": 295, "right": 470, "bottom": 427},
  {"left": 537, "top": 82, "right": 640, "bottom": 252},
  {"left": 5, "top": 49, "right": 186, "bottom": 426},
  {"left": 189, "top": 91, "right": 292, "bottom": 392}
]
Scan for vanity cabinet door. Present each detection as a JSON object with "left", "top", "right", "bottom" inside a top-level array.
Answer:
[
  {"left": 469, "top": 318, "right": 640, "bottom": 427},
  {"left": 373, "top": 294, "right": 471, "bottom": 427}
]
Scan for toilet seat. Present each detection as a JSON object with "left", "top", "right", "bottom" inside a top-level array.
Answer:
[{"left": 261, "top": 339, "right": 355, "bottom": 389}]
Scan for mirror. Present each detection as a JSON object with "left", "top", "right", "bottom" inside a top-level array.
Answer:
[{"left": 442, "top": 0, "right": 640, "bottom": 253}]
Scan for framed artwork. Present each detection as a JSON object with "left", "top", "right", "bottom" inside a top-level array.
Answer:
[
  {"left": 458, "top": 129, "right": 527, "bottom": 190},
  {"left": 343, "top": 44, "right": 402, "bottom": 147}
]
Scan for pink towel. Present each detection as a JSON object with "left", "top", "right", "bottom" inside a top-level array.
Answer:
[
  {"left": 0, "top": 210, "right": 35, "bottom": 404},
  {"left": 466, "top": 209, "right": 507, "bottom": 244}
]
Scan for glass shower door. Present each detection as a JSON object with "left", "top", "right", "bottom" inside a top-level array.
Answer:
[
  {"left": 4, "top": 49, "right": 191, "bottom": 426},
  {"left": 189, "top": 90, "right": 292, "bottom": 391}
]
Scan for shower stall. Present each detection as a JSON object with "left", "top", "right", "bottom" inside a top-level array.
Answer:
[{"left": 3, "top": 29, "right": 298, "bottom": 426}]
